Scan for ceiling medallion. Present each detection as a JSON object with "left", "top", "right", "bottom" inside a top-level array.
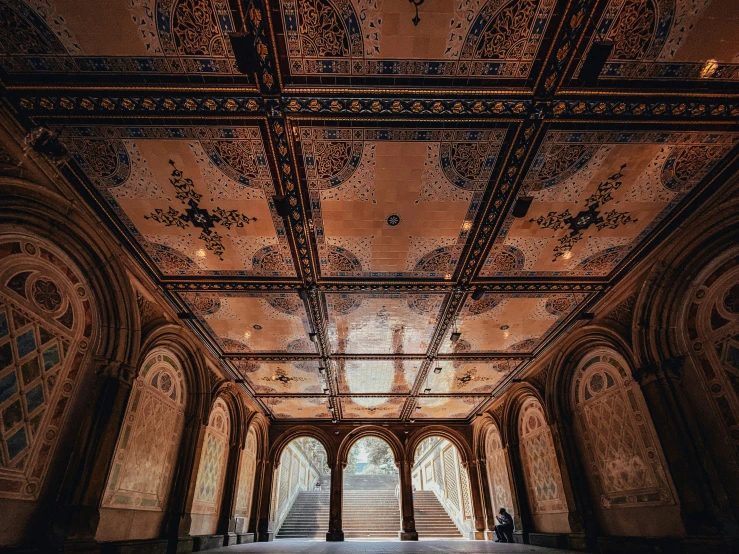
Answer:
[
  {"left": 386, "top": 213, "right": 401, "bottom": 227},
  {"left": 253, "top": 324, "right": 262, "bottom": 330}
]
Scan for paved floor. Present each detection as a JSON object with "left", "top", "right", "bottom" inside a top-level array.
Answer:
[{"left": 205, "top": 539, "right": 579, "bottom": 553}]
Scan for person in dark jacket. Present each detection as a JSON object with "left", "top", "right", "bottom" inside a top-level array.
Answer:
[{"left": 494, "top": 507, "right": 514, "bottom": 543}]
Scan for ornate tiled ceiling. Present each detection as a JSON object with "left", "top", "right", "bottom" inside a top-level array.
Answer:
[{"left": 3, "top": 0, "right": 738, "bottom": 422}]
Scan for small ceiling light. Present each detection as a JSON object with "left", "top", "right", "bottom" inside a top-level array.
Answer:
[
  {"left": 512, "top": 196, "right": 533, "bottom": 218},
  {"left": 318, "top": 366, "right": 325, "bottom": 373},
  {"left": 461, "top": 220, "right": 472, "bottom": 232},
  {"left": 409, "top": 419, "right": 415, "bottom": 423},
  {"left": 298, "top": 288, "right": 310, "bottom": 303},
  {"left": 471, "top": 288, "right": 485, "bottom": 301},
  {"left": 416, "top": 405, "right": 421, "bottom": 410},
  {"left": 579, "top": 40, "right": 614, "bottom": 86},
  {"left": 444, "top": 273, "right": 452, "bottom": 280},
  {"left": 309, "top": 332, "right": 318, "bottom": 343},
  {"left": 434, "top": 366, "right": 442, "bottom": 374},
  {"left": 450, "top": 331, "right": 461, "bottom": 343},
  {"left": 562, "top": 250, "right": 572, "bottom": 260},
  {"left": 424, "top": 388, "right": 431, "bottom": 394},
  {"left": 272, "top": 195, "right": 291, "bottom": 218},
  {"left": 700, "top": 59, "right": 719, "bottom": 79},
  {"left": 196, "top": 249, "right": 207, "bottom": 258},
  {"left": 323, "top": 388, "right": 330, "bottom": 394},
  {"left": 328, "top": 406, "right": 334, "bottom": 411}
]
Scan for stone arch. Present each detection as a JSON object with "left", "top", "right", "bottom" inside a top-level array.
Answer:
[
  {"left": 138, "top": 325, "right": 211, "bottom": 421},
  {"left": 337, "top": 425, "right": 404, "bottom": 465},
  {"left": 234, "top": 425, "right": 259, "bottom": 524},
  {"left": 100, "top": 348, "right": 187, "bottom": 522},
  {"left": 483, "top": 421, "right": 516, "bottom": 519},
  {"left": 569, "top": 347, "right": 677, "bottom": 532},
  {"left": 406, "top": 425, "right": 473, "bottom": 468},
  {"left": 269, "top": 425, "right": 336, "bottom": 467}
]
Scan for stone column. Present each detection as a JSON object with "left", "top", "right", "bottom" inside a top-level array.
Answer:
[
  {"left": 465, "top": 460, "right": 488, "bottom": 540},
  {"left": 548, "top": 421, "right": 594, "bottom": 551},
  {"left": 505, "top": 437, "right": 532, "bottom": 543},
  {"left": 474, "top": 456, "right": 496, "bottom": 540},
  {"left": 50, "top": 361, "right": 135, "bottom": 549},
  {"left": 245, "top": 457, "right": 265, "bottom": 542},
  {"left": 635, "top": 359, "right": 738, "bottom": 536},
  {"left": 397, "top": 460, "right": 418, "bottom": 540},
  {"left": 326, "top": 460, "right": 345, "bottom": 541},
  {"left": 165, "top": 416, "right": 208, "bottom": 552},
  {"left": 218, "top": 441, "right": 244, "bottom": 546},
  {"left": 256, "top": 461, "right": 276, "bottom": 542}
]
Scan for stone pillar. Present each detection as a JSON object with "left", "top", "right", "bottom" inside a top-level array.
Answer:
[
  {"left": 397, "top": 460, "right": 418, "bottom": 540},
  {"left": 165, "top": 416, "right": 208, "bottom": 552},
  {"left": 505, "top": 437, "right": 532, "bottom": 543},
  {"left": 474, "top": 456, "right": 496, "bottom": 540},
  {"left": 548, "top": 420, "right": 595, "bottom": 550},
  {"left": 635, "top": 359, "right": 738, "bottom": 536},
  {"left": 465, "top": 460, "right": 488, "bottom": 540},
  {"left": 245, "top": 457, "right": 265, "bottom": 542},
  {"left": 50, "top": 361, "right": 135, "bottom": 549},
  {"left": 218, "top": 441, "right": 243, "bottom": 546},
  {"left": 256, "top": 461, "right": 276, "bottom": 542},
  {"left": 326, "top": 460, "right": 345, "bottom": 541}
]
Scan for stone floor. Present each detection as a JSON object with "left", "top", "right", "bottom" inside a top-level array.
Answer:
[{"left": 205, "top": 539, "right": 579, "bottom": 553}]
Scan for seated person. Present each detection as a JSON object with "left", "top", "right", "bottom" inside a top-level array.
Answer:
[{"left": 494, "top": 507, "right": 514, "bottom": 543}]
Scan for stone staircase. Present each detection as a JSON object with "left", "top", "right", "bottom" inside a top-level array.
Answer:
[{"left": 275, "top": 488, "right": 462, "bottom": 539}]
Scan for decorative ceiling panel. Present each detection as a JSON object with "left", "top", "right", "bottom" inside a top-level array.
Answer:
[
  {"left": 275, "top": 0, "right": 556, "bottom": 85},
  {"left": 178, "top": 292, "right": 316, "bottom": 354},
  {"left": 0, "top": 0, "right": 247, "bottom": 80},
  {"left": 422, "top": 360, "right": 516, "bottom": 394},
  {"left": 235, "top": 360, "right": 324, "bottom": 394},
  {"left": 578, "top": 0, "right": 739, "bottom": 83},
  {"left": 339, "top": 397, "right": 405, "bottom": 419},
  {"left": 58, "top": 125, "right": 294, "bottom": 278},
  {"left": 325, "top": 292, "right": 445, "bottom": 354},
  {"left": 442, "top": 292, "right": 588, "bottom": 354},
  {"left": 414, "top": 396, "right": 487, "bottom": 419},
  {"left": 299, "top": 125, "right": 507, "bottom": 279},
  {"left": 264, "top": 396, "right": 333, "bottom": 419},
  {"left": 336, "top": 359, "right": 421, "bottom": 395},
  {"left": 481, "top": 130, "right": 739, "bottom": 278}
]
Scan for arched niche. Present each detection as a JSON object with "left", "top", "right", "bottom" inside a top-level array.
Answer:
[
  {"left": 0, "top": 235, "right": 94, "bottom": 500},
  {"left": 517, "top": 396, "right": 569, "bottom": 533},
  {"left": 234, "top": 426, "right": 258, "bottom": 529},
  {"left": 190, "top": 397, "right": 231, "bottom": 535},
  {"left": 98, "top": 348, "right": 187, "bottom": 540},
  {"left": 484, "top": 424, "right": 515, "bottom": 518},
  {"left": 570, "top": 348, "right": 679, "bottom": 536}
]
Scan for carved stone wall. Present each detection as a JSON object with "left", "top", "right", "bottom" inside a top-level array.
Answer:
[
  {"left": 484, "top": 424, "right": 514, "bottom": 516},
  {"left": 234, "top": 427, "right": 257, "bottom": 525},
  {"left": 519, "top": 397, "right": 568, "bottom": 515},
  {"left": 572, "top": 348, "right": 680, "bottom": 536},
  {"left": 97, "top": 349, "right": 187, "bottom": 540},
  {"left": 190, "top": 397, "right": 231, "bottom": 535},
  {"left": 0, "top": 237, "right": 93, "bottom": 500}
]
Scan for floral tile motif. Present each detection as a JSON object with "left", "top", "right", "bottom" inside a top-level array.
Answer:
[
  {"left": 423, "top": 360, "right": 517, "bottom": 394},
  {"left": 414, "top": 396, "right": 487, "bottom": 419},
  {"left": 336, "top": 359, "right": 421, "bottom": 395},
  {"left": 264, "top": 397, "right": 333, "bottom": 419},
  {"left": 0, "top": 0, "right": 244, "bottom": 76},
  {"left": 235, "top": 360, "right": 324, "bottom": 394},
  {"left": 481, "top": 130, "right": 739, "bottom": 277},
  {"left": 340, "top": 397, "right": 405, "bottom": 419},
  {"left": 59, "top": 126, "right": 294, "bottom": 277},
  {"left": 578, "top": 0, "right": 739, "bottom": 82},
  {"left": 442, "top": 293, "right": 589, "bottom": 354},
  {"left": 326, "top": 292, "right": 446, "bottom": 354},
  {"left": 300, "top": 126, "right": 506, "bottom": 278},
  {"left": 278, "top": 0, "right": 556, "bottom": 81},
  {"left": 178, "top": 292, "right": 315, "bottom": 354}
]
